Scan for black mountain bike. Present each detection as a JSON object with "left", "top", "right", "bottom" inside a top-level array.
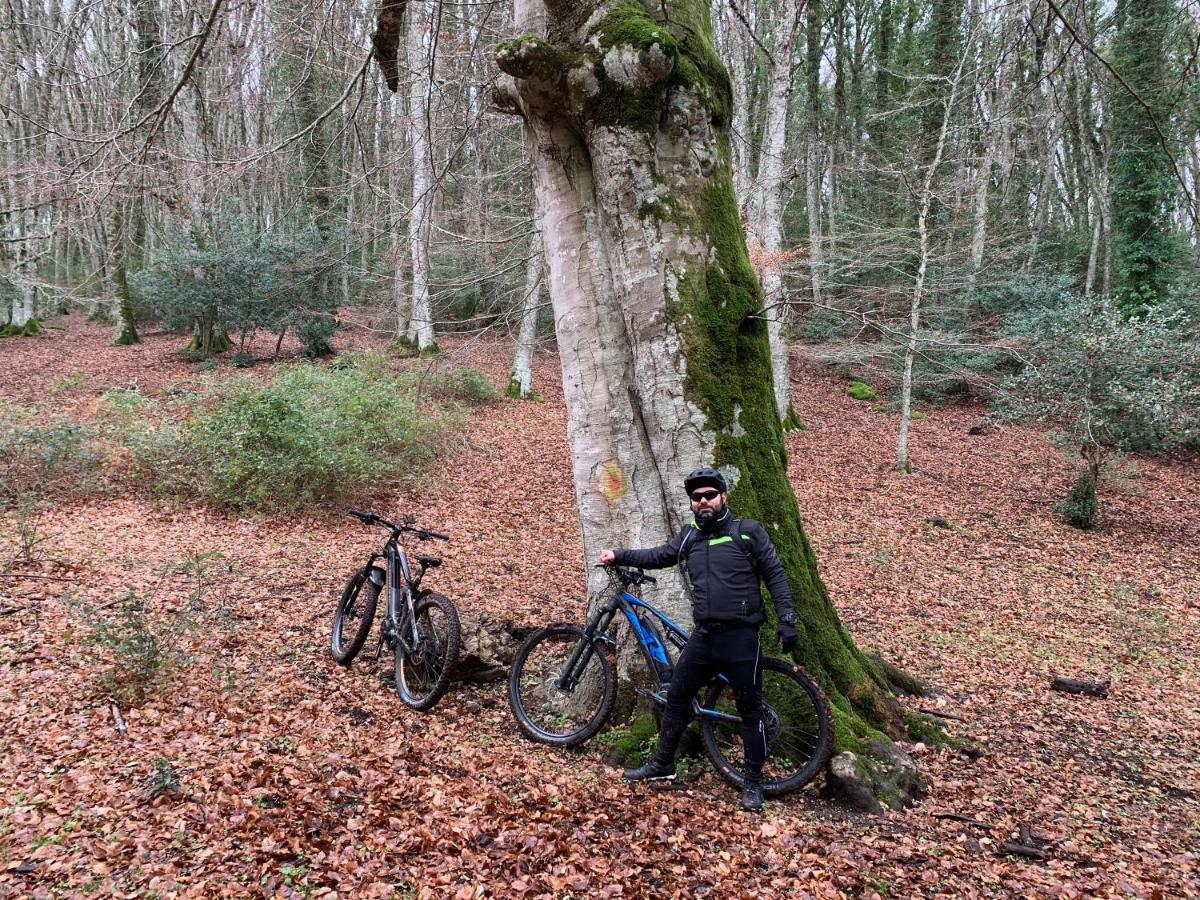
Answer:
[
  {"left": 508, "top": 566, "right": 834, "bottom": 797},
  {"left": 330, "top": 509, "right": 461, "bottom": 711}
]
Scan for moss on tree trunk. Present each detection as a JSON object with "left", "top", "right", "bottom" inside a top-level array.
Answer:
[{"left": 188, "top": 307, "right": 232, "bottom": 355}]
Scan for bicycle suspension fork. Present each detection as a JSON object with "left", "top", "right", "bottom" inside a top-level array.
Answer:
[{"left": 556, "top": 601, "right": 619, "bottom": 690}]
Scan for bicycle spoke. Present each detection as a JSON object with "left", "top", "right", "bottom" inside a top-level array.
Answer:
[
  {"left": 395, "top": 594, "right": 460, "bottom": 711},
  {"left": 700, "top": 658, "right": 833, "bottom": 795},
  {"left": 508, "top": 625, "right": 615, "bottom": 745}
]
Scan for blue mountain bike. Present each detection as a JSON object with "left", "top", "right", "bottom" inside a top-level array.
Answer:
[{"left": 507, "top": 565, "right": 834, "bottom": 796}]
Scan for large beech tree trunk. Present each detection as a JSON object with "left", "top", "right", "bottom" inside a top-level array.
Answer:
[{"left": 497, "top": 0, "right": 911, "bottom": 773}]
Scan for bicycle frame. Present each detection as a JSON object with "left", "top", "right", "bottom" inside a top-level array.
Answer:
[
  {"left": 365, "top": 532, "right": 425, "bottom": 655},
  {"left": 565, "top": 572, "right": 739, "bottom": 726}
]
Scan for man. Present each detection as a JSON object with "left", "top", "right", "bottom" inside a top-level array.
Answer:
[{"left": 599, "top": 466, "right": 799, "bottom": 812}]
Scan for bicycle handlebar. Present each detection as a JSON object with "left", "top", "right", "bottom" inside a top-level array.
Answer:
[
  {"left": 595, "top": 563, "right": 656, "bottom": 586},
  {"left": 345, "top": 509, "right": 449, "bottom": 541}
]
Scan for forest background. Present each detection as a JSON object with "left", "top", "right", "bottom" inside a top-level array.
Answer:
[{"left": 2, "top": 0, "right": 1199, "bottom": 895}]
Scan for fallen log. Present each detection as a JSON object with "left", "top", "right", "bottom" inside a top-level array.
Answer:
[
  {"left": 931, "top": 812, "right": 992, "bottom": 829},
  {"left": 999, "top": 841, "right": 1047, "bottom": 861},
  {"left": 1050, "top": 676, "right": 1110, "bottom": 698}
]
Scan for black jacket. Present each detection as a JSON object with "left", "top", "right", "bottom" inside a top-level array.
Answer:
[{"left": 613, "top": 509, "right": 796, "bottom": 626}]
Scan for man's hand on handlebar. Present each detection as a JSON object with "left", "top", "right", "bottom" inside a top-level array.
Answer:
[{"left": 599, "top": 549, "right": 615, "bottom": 566}]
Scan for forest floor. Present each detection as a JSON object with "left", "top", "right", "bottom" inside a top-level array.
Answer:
[{"left": 1, "top": 317, "right": 1198, "bottom": 898}]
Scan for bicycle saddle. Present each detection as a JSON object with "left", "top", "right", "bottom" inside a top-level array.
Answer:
[{"left": 416, "top": 555, "right": 442, "bottom": 568}]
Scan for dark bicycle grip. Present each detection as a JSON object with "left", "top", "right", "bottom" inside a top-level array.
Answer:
[
  {"left": 346, "top": 508, "right": 375, "bottom": 522},
  {"left": 429, "top": 530, "right": 450, "bottom": 541}
]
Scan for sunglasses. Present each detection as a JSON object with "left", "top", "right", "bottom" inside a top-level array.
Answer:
[{"left": 690, "top": 489, "right": 721, "bottom": 502}]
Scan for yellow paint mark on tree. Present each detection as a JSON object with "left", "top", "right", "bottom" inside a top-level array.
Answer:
[{"left": 595, "top": 458, "right": 628, "bottom": 501}]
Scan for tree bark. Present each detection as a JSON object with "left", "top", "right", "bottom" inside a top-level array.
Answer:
[
  {"left": 897, "top": 31, "right": 964, "bottom": 474},
  {"left": 407, "top": 2, "right": 437, "bottom": 351},
  {"left": 498, "top": 0, "right": 912, "bottom": 786},
  {"left": 509, "top": 222, "right": 544, "bottom": 400},
  {"left": 804, "top": 0, "right": 825, "bottom": 308},
  {"left": 750, "top": 0, "right": 803, "bottom": 426}
]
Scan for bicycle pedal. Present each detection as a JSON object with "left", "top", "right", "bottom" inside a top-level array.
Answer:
[{"left": 634, "top": 687, "right": 668, "bottom": 704}]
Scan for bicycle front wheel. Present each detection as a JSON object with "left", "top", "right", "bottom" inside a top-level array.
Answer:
[
  {"left": 330, "top": 568, "right": 380, "bottom": 665},
  {"left": 700, "top": 657, "right": 834, "bottom": 797},
  {"left": 395, "top": 592, "right": 461, "bottom": 711},
  {"left": 508, "top": 624, "right": 615, "bottom": 746}
]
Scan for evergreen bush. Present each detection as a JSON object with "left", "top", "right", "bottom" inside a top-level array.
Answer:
[
  {"left": 132, "top": 216, "right": 343, "bottom": 358},
  {"left": 1055, "top": 470, "right": 1099, "bottom": 530},
  {"left": 417, "top": 367, "right": 499, "bottom": 404},
  {"left": 0, "top": 407, "right": 103, "bottom": 501},
  {"left": 164, "top": 364, "right": 455, "bottom": 511},
  {"left": 995, "top": 294, "right": 1200, "bottom": 521},
  {"left": 847, "top": 381, "right": 877, "bottom": 401}
]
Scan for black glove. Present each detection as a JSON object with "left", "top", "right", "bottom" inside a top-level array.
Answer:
[{"left": 776, "top": 620, "right": 798, "bottom": 653}]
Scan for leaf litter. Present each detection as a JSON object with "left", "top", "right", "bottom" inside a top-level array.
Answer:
[{"left": 0, "top": 318, "right": 1197, "bottom": 897}]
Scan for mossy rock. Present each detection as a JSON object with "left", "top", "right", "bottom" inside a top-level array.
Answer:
[
  {"left": 847, "top": 381, "right": 877, "bottom": 401},
  {"left": 827, "top": 740, "right": 922, "bottom": 813},
  {"left": 599, "top": 710, "right": 660, "bottom": 767}
]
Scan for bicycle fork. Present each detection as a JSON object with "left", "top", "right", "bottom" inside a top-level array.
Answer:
[{"left": 556, "top": 607, "right": 617, "bottom": 690}]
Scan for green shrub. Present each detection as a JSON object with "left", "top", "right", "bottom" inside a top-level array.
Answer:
[
  {"left": 82, "top": 593, "right": 179, "bottom": 708},
  {"left": 904, "top": 340, "right": 1013, "bottom": 406},
  {"left": 971, "top": 273, "right": 1076, "bottom": 318},
  {"left": 389, "top": 335, "right": 421, "bottom": 358},
  {"left": 296, "top": 315, "right": 337, "bottom": 357},
  {"left": 132, "top": 215, "right": 343, "bottom": 358},
  {"left": 798, "top": 306, "right": 855, "bottom": 343},
  {"left": 178, "top": 346, "right": 211, "bottom": 364},
  {"left": 412, "top": 367, "right": 499, "bottom": 404},
  {"left": 1055, "top": 470, "right": 1099, "bottom": 530},
  {"left": 0, "top": 408, "right": 103, "bottom": 501},
  {"left": 166, "top": 364, "right": 455, "bottom": 510},
  {"left": 997, "top": 294, "right": 1200, "bottom": 522},
  {"left": 847, "top": 381, "right": 877, "bottom": 401},
  {"left": 447, "top": 367, "right": 498, "bottom": 404},
  {"left": 230, "top": 351, "right": 255, "bottom": 369}
]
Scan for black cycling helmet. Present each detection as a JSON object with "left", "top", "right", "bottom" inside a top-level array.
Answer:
[{"left": 684, "top": 466, "right": 727, "bottom": 495}]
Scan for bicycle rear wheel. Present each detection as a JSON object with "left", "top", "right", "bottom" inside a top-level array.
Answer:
[
  {"left": 699, "top": 657, "right": 834, "bottom": 797},
  {"left": 330, "top": 568, "right": 380, "bottom": 665},
  {"left": 508, "top": 624, "right": 615, "bottom": 746},
  {"left": 395, "top": 592, "right": 461, "bottom": 711}
]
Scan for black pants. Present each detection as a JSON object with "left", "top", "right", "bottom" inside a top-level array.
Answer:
[{"left": 656, "top": 622, "right": 766, "bottom": 777}]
